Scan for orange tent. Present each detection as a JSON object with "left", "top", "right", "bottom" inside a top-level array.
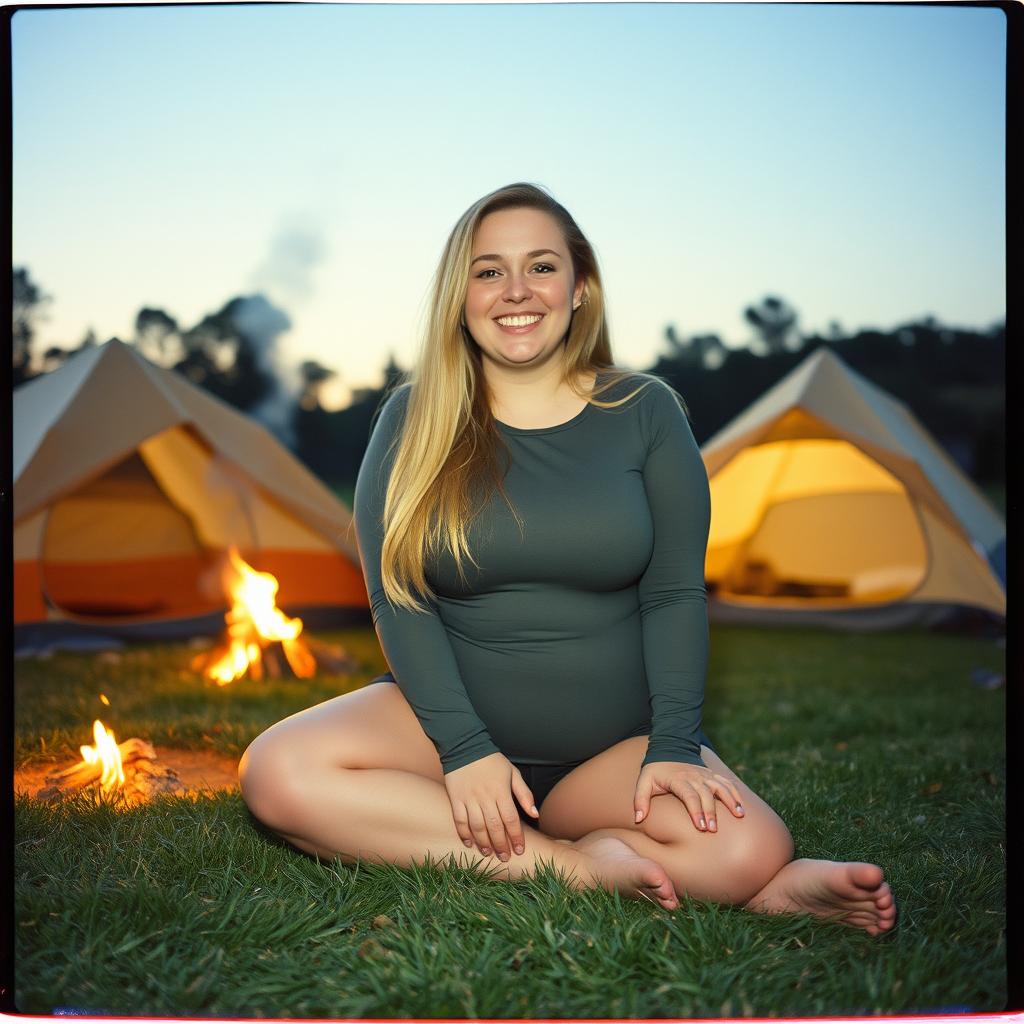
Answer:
[
  {"left": 14, "top": 339, "right": 368, "bottom": 643},
  {"left": 701, "top": 346, "right": 1005, "bottom": 630}
]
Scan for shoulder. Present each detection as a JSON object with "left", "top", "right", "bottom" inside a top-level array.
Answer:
[
  {"left": 595, "top": 371, "right": 688, "bottom": 438},
  {"left": 371, "top": 382, "right": 414, "bottom": 435},
  {"left": 596, "top": 370, "right": 679, "bottom": 406}
]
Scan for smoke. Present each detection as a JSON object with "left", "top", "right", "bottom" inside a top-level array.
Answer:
[
  {"left": 241, "top": 215, "right": 329, "bottom": 448},
  {"left": 230, "top": 294, "right": 298, "bottom": 448},
  {"left": 248, "top": 215, "right": 327, "bottom": 308}
]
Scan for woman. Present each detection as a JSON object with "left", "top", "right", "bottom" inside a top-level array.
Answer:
[{"left": 239, "top": 182, "right": 896, "bottom": 933}]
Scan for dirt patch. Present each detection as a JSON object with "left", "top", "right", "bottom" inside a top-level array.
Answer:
[{"left": 15, "top": 747, "right": 240, "bottom": 803}]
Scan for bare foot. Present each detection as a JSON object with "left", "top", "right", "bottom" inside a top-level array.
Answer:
[
  {"left": 571, "top": 829, "right": 679, "bottom": 911},
  {"left": 745, "top": 858, "right": 896, "bottom": 935}
]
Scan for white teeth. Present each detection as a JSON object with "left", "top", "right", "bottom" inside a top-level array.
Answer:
[{"left": 496, "top": 314, "right": 543, "bottom": 327}]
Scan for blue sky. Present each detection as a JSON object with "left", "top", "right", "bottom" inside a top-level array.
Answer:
[{"left": 12, "top": 2, "right": 1006, "bottom": 408}]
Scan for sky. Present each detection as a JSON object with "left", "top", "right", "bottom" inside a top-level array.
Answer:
[{"left": 12, "top": 1, "right": 1006, "bottom": 409}]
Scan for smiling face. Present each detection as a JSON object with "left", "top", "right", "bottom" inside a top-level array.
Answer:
[{"left": 464, "top": 206, "right": 586, "bottom": 374}]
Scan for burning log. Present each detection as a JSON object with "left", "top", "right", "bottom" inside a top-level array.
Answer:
[
  {"left": 49, "top": 735, "right": 154, "bottom": 789},
  {"left": 190, "top": 545, "right": 359, "bottom": 684},
  {"left": 36, "top": 723, "right": 185, "bottom": 804}
]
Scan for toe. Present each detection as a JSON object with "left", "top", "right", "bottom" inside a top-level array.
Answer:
[
  {"left": 655, "top": 876, "right": 678, "bottom": 907},
  {"left": 843, "top": 912, "right": 882, "bottom": 932},
  {"left": 641, "top": 882, "right": 677, "bottom": 910},
  {"left": 850, "top": 862, "right": 885, "bottom": 892}
]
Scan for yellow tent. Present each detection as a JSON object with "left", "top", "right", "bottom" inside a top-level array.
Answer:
[
  {"left": 14, "top": 338, "right": 368, "bottom": 643},
  {"left": 702, "top": 346, "right": 1005, "bottom": 629}
]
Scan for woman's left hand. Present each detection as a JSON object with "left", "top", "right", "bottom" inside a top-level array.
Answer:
[{"left": 634, "top": 761, "right": 745, "bottom": 832}]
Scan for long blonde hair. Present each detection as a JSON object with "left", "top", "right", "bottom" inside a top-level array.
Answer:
[{"left": 374, "top": 181, "right": 690, "bottom": 613}]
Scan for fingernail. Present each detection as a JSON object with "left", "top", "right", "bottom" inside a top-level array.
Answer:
[
  {"left": 514, "top": 845, "right": 524, "bottom": 855},
  {"left": 531, "top": 805, "right": 538, "bottom": 816},
  {"left": 699, "top": 817, "right": 707, "bottom": 829},
  {"left": 464, "top": 839, "right": 473, "bottom": 847},
  {"left": 635, "top": 810, "right": 643, "bottom": 822},
  {"left": 736, "top": 804, "right": 744, "bottom": 814},
  {"left": 709, "top": 818, "right": 717, "bottom": 831},
  {"left": 481, "top": 848, "right": 491, "bottom": 856},
  {"left": 499, "top": 852, "right": 509, "bottom": 862}
]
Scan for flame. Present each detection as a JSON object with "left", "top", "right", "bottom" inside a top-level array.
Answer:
[
  {"left": 80, "top": 719, "right": 125, "bottom": 791},
  {"left": 205, "top": 545, "right": 316, "bottom": 684}
]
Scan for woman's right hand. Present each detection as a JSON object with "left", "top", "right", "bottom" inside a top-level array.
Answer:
[{"left": 444, "top": 752, "right": 538, "bottom": 860}]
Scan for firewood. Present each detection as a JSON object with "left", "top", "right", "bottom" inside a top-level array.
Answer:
[
  {"left": 189, "top": 633, "right": 360, "bottom": 682},
  {"left": 36, "top": 742, "right": 183, "bottom": 803},
  {"left": 264, "top": 645, "right": 282, "bottom": 679},
  {"left": 49, "top": 737, "right": 157, "bottom": 786}
]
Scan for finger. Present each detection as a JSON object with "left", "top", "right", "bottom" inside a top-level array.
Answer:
[
  {"left": 670, "top": 780, "right": 709, "bottom": 831},
  {"left": 451, "top": 801, "right": 475, "bottom": 848},
  {"left": 713, "top": 777, "right": 746, "bottom": 817},
  {"left": 511, "top": 772, "right": 540, "bottom": 826},
  {"left": 698, "top": 785, "right": 718, "bottom": 832},
  {"left": 483, "top": 805, "right": 510, "bottom": 860},
  {"left": 467, "top": 805, "right": 493, "bottom": 856},
  {"left": 634, "top": 779, "right": 652, "bottom": 823},
  {"left": 499, "top": 801, "right": 526, "bottom": 857}
]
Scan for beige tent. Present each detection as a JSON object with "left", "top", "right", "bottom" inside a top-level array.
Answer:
[
  {"left": 14, "top": 338, "right": 368, "bottom": 642},
  {"left": 702, "top": 346, "right": 1005, "bottom": 629}
]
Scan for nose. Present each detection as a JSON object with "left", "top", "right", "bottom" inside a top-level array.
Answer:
[{"left": 502, "top": 270, "right": 533, "bottom": 301}]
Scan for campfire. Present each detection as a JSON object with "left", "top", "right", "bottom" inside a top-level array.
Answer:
[
  {"left": 80, "top": 718, "right": 125, "bottom": 791},
  {"left": 190, "top": 545, "right": 357, "bottom": 684},
  {"left": 35, "top": 716, "right": 184, "bottom": 805}
]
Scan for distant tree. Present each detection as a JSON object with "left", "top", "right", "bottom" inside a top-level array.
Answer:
[
  {"left": 293, "top": 361, "right": 339, "bottom": 479},
  {"left": 296, "top": 360, "right": 337, "bottom": 412},
  {"left": 743, "top": 295, "right": 801, "bottom": 355},
  {"left": 826, "top": 320, "right": 845, "bottom": 343},
  {"left": 38, "top": 327, "right": 96, "bottom": 372},
  {"left": 135, "top": 307, "right": 182, "bottom": 366},
  {"left": 12, "top": 267, "right": 53, "bottom": 387},
  {"left": 175, "top": 295, "right": 281, "bottom": 413},
  {"left": 42, "top": 344, "right": 67, "bottom": 373},
  {"left": 691, "top": 333, "right": 727, "bottom": 370},
  {"left": 662, "top": 325, "right": 726, "bottom": 371}
]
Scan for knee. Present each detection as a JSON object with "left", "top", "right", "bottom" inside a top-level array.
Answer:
[
  {"left": 714, "top": 815, "right": 795, "bottom": 905},
  {"left": 238, "top": 728, "right": 310, "bottom": 833}
]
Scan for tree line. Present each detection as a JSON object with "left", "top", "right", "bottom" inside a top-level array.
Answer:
[{"left": 13, "top": 267, "right": 1004, "bottom": 491}]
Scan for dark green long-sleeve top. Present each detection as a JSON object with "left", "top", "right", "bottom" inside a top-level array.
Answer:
[{"left": 352, "top": 371, "right": 712, "bottom": 775}]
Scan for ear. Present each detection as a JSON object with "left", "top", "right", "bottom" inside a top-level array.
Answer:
[{"left": 573, "top": 277, "right": 587, "bottom": 310}]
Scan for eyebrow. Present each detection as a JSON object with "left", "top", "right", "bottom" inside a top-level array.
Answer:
[{"left": 470, "top": 248, "right": 563, "bottom": 266}]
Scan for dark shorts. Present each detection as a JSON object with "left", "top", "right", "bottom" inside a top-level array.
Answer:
[
  {"left": 510, "top": 728, "right": 718, "bottom": 823},
  {"left": 365, "top": 671, "right": 717, "bottom": 820}
]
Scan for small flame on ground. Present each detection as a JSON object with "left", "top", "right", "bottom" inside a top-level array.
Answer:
[
  {"left": 99, "top": 693, "right": 110, "bottom": 706},
  {"left": 80, "top": 719, "right": 125, "bottom": 791}
]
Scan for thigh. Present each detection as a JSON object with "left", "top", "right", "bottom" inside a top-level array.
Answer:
[
  {"left": 240, "top": 679, "right": 444, "bottom": 783},
  {"left": 537, "top": 734, "right": 786, "bottom": 846}
]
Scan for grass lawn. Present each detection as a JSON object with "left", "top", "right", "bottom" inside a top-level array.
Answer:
[{"left": 14, "top": 623, "right": 1006, "bottom": 1017}]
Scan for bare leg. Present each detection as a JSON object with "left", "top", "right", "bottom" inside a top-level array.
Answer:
[
  {"left": 238, "top": 684, "right": 680, "bottom": 910},
  {"left": 539, "top": 737, "right": 896, "bottom": 934}
]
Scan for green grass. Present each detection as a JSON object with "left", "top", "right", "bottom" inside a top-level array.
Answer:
[{"left": 15, "top": 624, "right": 1006, "bottom": 1016}]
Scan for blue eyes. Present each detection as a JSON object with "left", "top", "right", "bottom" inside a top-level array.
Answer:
[{"left": 476, "top": 264, "right": 556, "bottom": 279}]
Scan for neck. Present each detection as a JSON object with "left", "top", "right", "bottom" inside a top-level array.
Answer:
[{"left": 483, "top": 356, "right": 597, "bottom": 424}]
